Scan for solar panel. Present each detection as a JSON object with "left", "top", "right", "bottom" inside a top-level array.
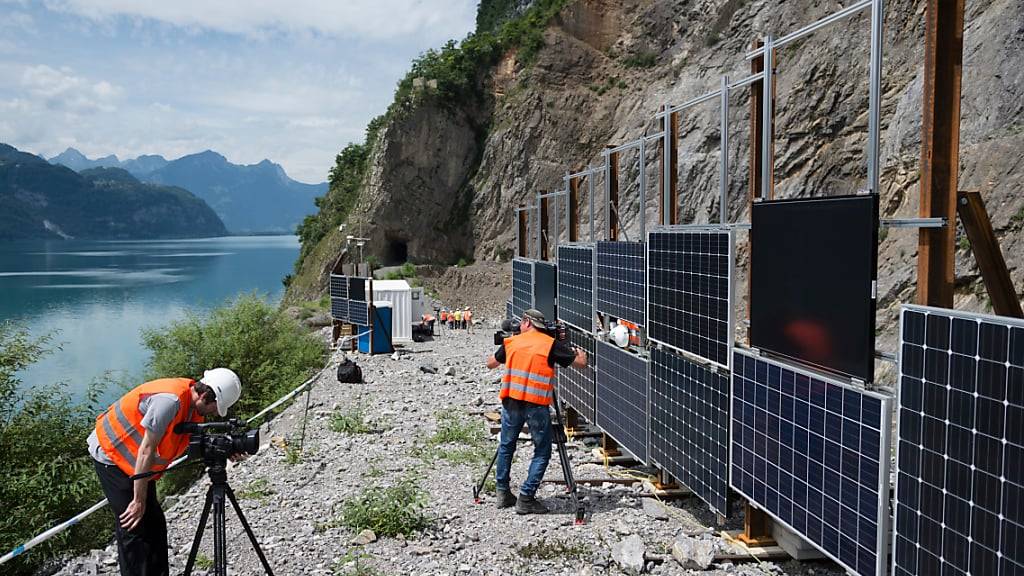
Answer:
[
  {"left": 348, "top": 277, "right": 367, "bottom": 302},
  {"left": 893, "top": 305, "right": 1024, "bottom": 576},
  {"left": 557, "top": 244, "right": 594, "bottom": 332},
  {"left": 595, "top": 241, "right": 646, "bottom": 327},
  {"left": 512, "top": 258, "right": 533, "bottom": 318},
  {"left": 533, "top": 261, "right": 557, "bottom": 322},
  {"left": 505, "top": 299, "right": 513, "bottom": 321},
  {"left": 557, "top": 327, "right": 596, "bottom": 422},
  {"left": 750, "top": 195, "right": 879, "bottom": 381},
  {"left": 330, "top": 297, "right": 348, "bottom": 321},
  {"left": 595, "top": 340, "right": 649, "bottom": 463},
  {"left": 330, "top": 274, "right": 348, "bottom": 299},
  {"left": 349, "top": 300, "right": 369, "bottom": 326},
  {"left": 650, "top": 347, "right": 731, "bottom": 516},
  {"left": 731, "top": 348, "right": 891, "bottom": 576},
  {"left": 648, "top": 227, "right": 734, "bottom": 368}
]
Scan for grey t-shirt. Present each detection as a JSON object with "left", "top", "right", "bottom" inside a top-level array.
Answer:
[{"left": 88, "top": 393, "right": 183, "bottom": 465}]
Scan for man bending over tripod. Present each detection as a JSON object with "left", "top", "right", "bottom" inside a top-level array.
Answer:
[
  {"left": 87, "top": 369, "right": 242, "bottom": 576},
  {"left": 485, "top": 309, "right": 586, "bottom": 514}
]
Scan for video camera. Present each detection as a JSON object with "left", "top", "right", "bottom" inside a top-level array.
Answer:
[
  {"left": 494, "top": 317, "right": 567, "bottom": 345},
  {"left": 174, "top": 418, "right": 259, "bottom": 464}
]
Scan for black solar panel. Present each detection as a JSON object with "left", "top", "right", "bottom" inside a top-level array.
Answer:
[
  {"left": 595, "top": 340, "right": 648, "bottom": 463},
  {"left": 595, "top": 241, "right": 646, "bottom": 327},
  {"left": 506, "top": 299, "right": 513, "bottom": 321},
  {"left": 533, "top": 261, "right": 557, "bottom": 322},
  {"left": 557, "top": 328, "right": 596, "bottom": 422},
  {"left": 349, "top": 300, "right": 369, "bottom": 326},
  {"left": 557, "top": 244, "right": 594, "bottom": 332},
  {"left": 893, "top": 305, "right": 1024, "bottom": 576},
  {"left": 512, "top": 258, "right": 533, "bottom": 318},
  {"left": 330, "top": 274, "right": 348, "bottom": 299},
  {"left": 348, "top": 277, "right": 367, "bottom": 302},
  {"left": 648, "top": 228, "right": 733, "bottom": 368},
  {"left": 731, "top": 348, "right": 891, "bottom": 576},
  {"left": 650, "top": 348, "right": 730, "bottom": 516},
  {"left": 330, "top": 297, "right": 348, "bottom": 321}
]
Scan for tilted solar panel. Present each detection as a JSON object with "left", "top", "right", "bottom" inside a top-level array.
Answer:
[
  {"left": 731, "top": 348, "right": 891, "bottom": 576},
  {"left": 330, "top": 274, "right": 348, "bottom": 300},
  {"left": 596, "top": 340, "right": 649, "bottom": 463},
  {"left": 533, "top": 261, "right": 557, "bottom": 322},
  {"left": 595, "top": 241, "right": 646, "bottom": 327},
  {"left": 893, "top": 305, "right": 1024, "bottom": 576},
  {"left": 349, "top": 300, "right": 369, "bottom": 326},
  {"left": 330, "top": 297, "right": 348, "bottom": 321},
  {"left": 557, "top": 244, "right": 594, "bottom": 332},
  {"left": 512, "top": 258, "right": 533, "bottom": 319},
  {"left": 557, "top": 327, "right": 596, "bottom": 422},
  {"left": 348, "top": 276, "right": 367, "bottom": 302}
]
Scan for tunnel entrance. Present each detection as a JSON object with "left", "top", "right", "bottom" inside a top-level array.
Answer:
[{"left": 384, "top": 238, "right": 409, "bottom": 265}]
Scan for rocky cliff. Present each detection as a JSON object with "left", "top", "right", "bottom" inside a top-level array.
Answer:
[{"left": 288, "top": 0, "right": 1024, "bottom": 367}]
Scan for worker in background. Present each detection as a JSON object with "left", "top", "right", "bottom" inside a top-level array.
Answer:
[
  {"left": 485, "top": 309, "right": 586, "bottom": 514},
  {"left": 88, "top": 369, "right": 243, "bottom": 576},
  {"left": 464, "top": 308, "right": 473, "bottom": 333},
  {"left": 454, "top": 308, "right": 463, "bottom": 330}
]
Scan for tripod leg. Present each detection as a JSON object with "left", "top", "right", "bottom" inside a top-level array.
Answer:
[
  {"left": 226, "top": 487, "right": 276, "bottom": 575},
  {"left": 183, "top": 488, "right": 214, "bottom": 576},
  {"left": 213, "top": 488, "right": 227, "bottom": 576},
  {"left": 473, "top": 446, "right": 499, "bottom": 503}
]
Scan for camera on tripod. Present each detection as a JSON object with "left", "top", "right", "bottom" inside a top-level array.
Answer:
[
  {"left": 493, "top": 317, "right": 566, "bottom": 345},
  {"left": 174, "top": 418, "right": 259, "bottom": 463}
]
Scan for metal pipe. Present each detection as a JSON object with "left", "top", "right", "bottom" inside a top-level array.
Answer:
[
  {"left": 662, "top": 102, "right": 671, "bottom": 225},
  {"left": 644, "top": 131, "right": 665, "bottom": 142},
  {"left": 603, "top": 160, "right": 611, "bottom": 240},
  {"left": 535, "top": 192, "right": 542, "bottom": 259},
  {"left": 639, "top": 137, "right": 646, "bottom": 241},
  {"left": 719, "top": 75, "right": 730, "bottom": 224},
  {"left": 588, "top": 167, "right": 596, "bottom": 241},
  {"left": 728, "top": 73, "right": 763, "bottom": 90},
  {"left": 760, "top": 35, "right": 774, "bottom": 200},
  {"left": 867, "top": 0, "right": 884, "bottom": 195},
  {"left": 603, "top": 138, "right": 643, "bottom": 155},
  {"left": 744, "top": 0, "right": 873, "bottom": 59},
  {"left": 880, "top": 217, "right": 946, "bottom": 228}
]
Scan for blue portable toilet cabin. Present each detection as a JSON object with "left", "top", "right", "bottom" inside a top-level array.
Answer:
[{"left": 357, "top": 301, "right": 394, "bottom": 354}]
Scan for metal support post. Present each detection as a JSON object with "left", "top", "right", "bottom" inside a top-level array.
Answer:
[
  {"left": 588, "top": 170, "right": 596, "bottom": 241},
  {"left": 760, "top": 35, "right": 774, "bottom": 200},
  {"left": 569, "top": 174, "right": 580, "bottom": 242},
  {"left": 638, "top": 137, "right": 646, "bottom": 241},
  {"left": 866, "top": 0, "right": 884, "bottom": 194},
  {"left": 719, "top": 75, "right": 730, "bottom": 224},
  {"left": 540, "top": 192, "right": 550, "bottom": 261}
]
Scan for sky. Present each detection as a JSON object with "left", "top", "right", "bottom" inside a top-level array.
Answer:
[{"left": 0, "top": 0, "right": 478, "bottom": 183}]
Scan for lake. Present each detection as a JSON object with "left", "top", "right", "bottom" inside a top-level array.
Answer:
[{"left": 0, "top": 236, "right": 300, "bottom": 404}]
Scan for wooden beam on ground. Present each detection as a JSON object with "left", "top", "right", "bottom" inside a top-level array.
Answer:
[
  {"left": 569, "top": 176, "right": 580, "bottom": 242},
  {"left": 916, "top": 0, "right": 965, "bottom": 308},
  {"left": 608, "top": 150, "right": 620, "bottom": 240},
  {"left": 958, "top": 191, "right": 1023, "bottom": 317},
  {"left": 717, "top": 531, "right": 790, "bottom": 562},
  {"left": 540, "top": 194, "right": 550, "bottom": 260}
]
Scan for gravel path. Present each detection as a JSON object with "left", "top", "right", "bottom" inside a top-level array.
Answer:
[{"left": 56, "top": 325, "right": 847, "bottom": 576}]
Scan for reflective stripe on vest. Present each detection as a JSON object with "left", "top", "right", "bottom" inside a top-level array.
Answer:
[
  {"left": 95, "top": 378, "right": 201, "bottom": 478},
  {"left": 500, "top": 330, "right": 556, "bottom": 406}
]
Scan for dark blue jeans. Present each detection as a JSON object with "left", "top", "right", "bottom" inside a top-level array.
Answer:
[{"left": 496, "top": 398, "right": 552, "bottom": 498}]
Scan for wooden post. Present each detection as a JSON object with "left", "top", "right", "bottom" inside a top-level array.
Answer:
[
  {"left": 658, "top": 108, "right": 680, "bottom": 225},
  {"left": 601, "top": 433, "right": 621, "bottom": 457},
  {"left": 749, "top": 40, "right": 766, "bottom": 203},
  {"left": 958, "top": 191, "right": 1023, "bottom": 317},
  {"left": 564, "top": 405, "right": 580, "bottom": 431},
  {"left": 517, "top": 205, "right": 527, "bottom": 257},
  {"left": 608, "top": 151, "right": 620, "bottom": 240},
  {"left": 569, "top": 176, "right": 580, "bottom": 242},
  {"left": 540, "top": 195, "right": 550, "bottom": 260},
  {"left": 737, "top": 502, "right": 776, "bottom": 547},
  {"left": 916, "top": 0, "right": 965, "bottom": 308}
]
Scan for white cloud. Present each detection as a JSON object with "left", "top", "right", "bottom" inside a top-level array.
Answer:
[
  {"left": 42, "top": 0, "right": 477, "bottom": 41},
  {"left": 20, "top": 64, "right": 122, "bottom": 113}
]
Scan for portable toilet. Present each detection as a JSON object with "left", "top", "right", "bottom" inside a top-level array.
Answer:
[{"left": 358, "top": 301, "right": 394, "bottom": 354}]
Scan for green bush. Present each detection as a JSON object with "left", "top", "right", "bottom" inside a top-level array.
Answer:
[
  {"left": 0, "top": 323, "right": 114, "bottom": 576},
  {"left": 339, "top": 478, "right": 431, "bottom": 537},
  {"left": 622, "top": 51, "right": 658, "bottom": 69}
]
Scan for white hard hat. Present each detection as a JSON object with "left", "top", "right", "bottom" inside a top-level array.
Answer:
[
  {"left": 201, "top": 368, "right": 241, "bottom": 417},
  {"left": 610, "top": 324, "right": 629, "bottom": 348}
]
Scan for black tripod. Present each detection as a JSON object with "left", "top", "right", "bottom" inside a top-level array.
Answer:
[
  {"left": 473, "top": 390, "right": 586, "bottom": 524},
  {"left": 182, "top": 461, "right": 275, "bottom": 576}
]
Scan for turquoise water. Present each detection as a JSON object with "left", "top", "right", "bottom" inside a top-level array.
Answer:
[{"left": 0, "top": 236, "right": 299, "bottom": 403}]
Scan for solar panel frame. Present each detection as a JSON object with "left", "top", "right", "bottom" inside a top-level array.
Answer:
[
  {"left": 595, "top": 340, "right": 649, "bottom": 463},
  {"left": 330, "top": 274, "right": 348, "bottom": 300},
  {"left": 893, "top": 304, "right": 1024, "bottom": 576},
  {"left": 349, "top": 300, "right": 369, "bottom": 326},
  {"left": 556, "top": 327, "right": 597, "bottom": 422},
  {"left": 647, "top": 225, "right": 735, "bottom": 370},
  {"left": 595, "top": 241, "right": 646, "bottom": 327},
  {"left": 330, "top": 297, "right": 349, "bottom": 321},
  {"left": 556, "top": 243, "right": 595, "bottom": 332},
  {"left": 512, "top": 258, "right": 533, "bottom": 319},
  {"left": 650, "top": 347, "right": 731, "bottom": 516},
  {"left": 731, "top": 347, "right": 892, "bottom": 576}
]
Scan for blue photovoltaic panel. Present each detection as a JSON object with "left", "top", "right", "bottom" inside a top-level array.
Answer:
[
  {"left": 533, "top": 261, "right": 557, "bottom": 322},
  {"left": 349, "top": 300, "right": 369, "bottom": 326},
  {"left": 731, "top": 348, "right": 890, "bottom": 576},
  {"left": 893, "top": 305, "right": 1024, "bottom": 576},
  {"left": 330, "top": 297, "right": 348, "bottom": 321},
  {"left": 557, "top": 244, "right": 594, "bottom": 332},
  {"left": 596, "top": 340, "right": 648, "bottom": 463},
  {"left": 595, "top": 241, "right": 645, "bottom": 327},
  {"left": 512, "top": 258, "right": 533, "bottom": 319},
  {"left": 650, "top": 348, "right": 730, "bottom": 516},
  {"left": 557, "top": 328, "right": 596, "bottom": 422},
  {"left": 648, "top": 228, "right": 733, "bottom": 368},
  {"left": 330, "top": 274, "right": 348, "bottom": 299}
]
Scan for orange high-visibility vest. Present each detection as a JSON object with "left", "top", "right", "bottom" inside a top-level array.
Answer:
[
  {"left": 94, "top": 378, "right": 203, "bottom": 478},
  {"left": 501, "top": 330, "right": 555, "bottom": 406}
]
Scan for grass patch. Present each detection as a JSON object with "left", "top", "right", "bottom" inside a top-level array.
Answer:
[
  {"left": 517, "top": 538, "right": 590, "bottom": 560},
  {"left": 1011, "top": 205, "right": 1024, "bottom": 226},
  {"left": 958, "top": 235, "right": 971, "bottom": 252},
  {"left": 236, "top": 478, "right": 275, "bottom": 502},
  {"left": 622, "top": 51, "right": 657, "bottom": 69},
  {"left": 383, "top": 262, "right": 417, "bottom": 280},
  {"left": 338, "top": 478, "right": 431, "bottom": 537},
  {"left": 330, "top": 406, "right": 372, "bottom": 434},
  {"left": 195, "top": 554, "right": 213, "bottom": 570},
  {"left": 332, "top": 552, "right": 381, "bottom": 576},
  {"left": 284, "top": 442, "right": 304, "bottom": 466},
  {"left": 429, "top": 409, "right": 487, "bottom": 446}
]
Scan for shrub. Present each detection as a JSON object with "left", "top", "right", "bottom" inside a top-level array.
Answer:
[
  {"left": 339, "top": 478, "right": 431, "bottom": 537},
  {"left": 329, "top": 406, "right": 372, "bottom": 434},
  {"left": 622, "top": 51, "right": 658, "bottom": 69},
  {"left": 0, "top": 323, "right": 114, "bottom": 576}
]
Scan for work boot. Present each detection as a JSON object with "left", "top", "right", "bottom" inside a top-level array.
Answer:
[
  {"left": 495, "top": 489, "right": 517, "bottom": 509},
  {"left": 515, "top": 494, "right": 548, "bottom": 515}
]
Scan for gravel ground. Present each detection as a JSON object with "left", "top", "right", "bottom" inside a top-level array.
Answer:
[{"left": 55, "top": 324, "right": 848, "bottom": 576}]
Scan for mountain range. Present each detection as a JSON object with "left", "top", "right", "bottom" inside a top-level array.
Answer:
[
  {"left": 0, "top": 143, "right": 227, "bottom": 240},
  {"left": 49, "top": 148, "right": 327, "bottom": 234}
]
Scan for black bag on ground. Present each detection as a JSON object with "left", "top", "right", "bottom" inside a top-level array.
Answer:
[{"left": 336, "top": 358, "right": 363, "bottom": 383}]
